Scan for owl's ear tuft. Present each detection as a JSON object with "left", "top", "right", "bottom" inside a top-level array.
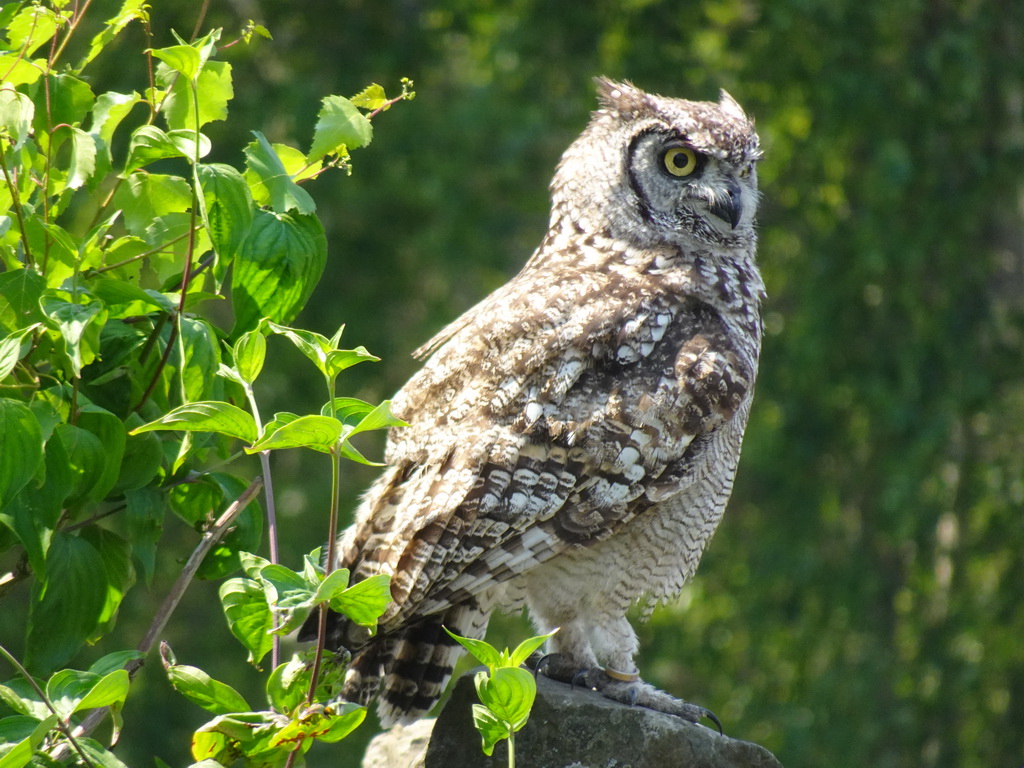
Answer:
[
  {"left": 718, "top": 89, "right": 748, "bottom": 122},
  {"left": 594, "top": 77, "right": 650, "bottom": 117}
]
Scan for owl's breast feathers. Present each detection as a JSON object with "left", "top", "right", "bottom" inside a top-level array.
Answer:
[{"left": 341, "top": 241, "right": 760, "bottom": 631}]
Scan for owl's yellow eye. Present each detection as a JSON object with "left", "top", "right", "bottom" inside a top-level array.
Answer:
[{"left": 663, "top": 147, "right": 698, "bottom": 177}]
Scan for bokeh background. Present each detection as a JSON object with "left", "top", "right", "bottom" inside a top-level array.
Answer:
[{"left": 22, "top": 0, "right": 1024, "bottom": 766}]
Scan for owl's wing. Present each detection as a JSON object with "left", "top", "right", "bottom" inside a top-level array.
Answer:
[{"left": 342, "top": 260, "right": 756, "bottom": 628}]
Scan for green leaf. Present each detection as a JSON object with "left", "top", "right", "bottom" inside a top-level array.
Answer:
[
  {"left": 149, "top": 43, "right": 202, "bottom": 81},
  {"left": 0, "top": 399, "right": 43, "bottom": 510},
  {"left": 40, "top": 294, "right": 108, "bottom": 378},
  {"left": 124, "top": 487, "right": 164, "bottom": 583},
  {"left": 349, "top": 84, "right": 388, "bottom": 110},
  {"left": 80, "top": 0, "right": 149, "bottom": 69},
  {"left": 508, "top": 630, "right": 558, "bottom": 667},
  {"left": 258, "top": 564, "right": 315, "bottom": 634},
  {"left": 164, "top": 660, "right": 252, "bottom": 715},
  {"left": 329, "top": 574, "right": 392, "bottom": 628},
  {"left": 113, "top": 422, "right": 163, "bottom": 493},
  {"left": 243, "top": 132, "right": 316, "bottom": 215},
  {"left": 7, "top": 5, "right": 61, "bottom": 57},
  {"left": 45, "top": 668, "right": 130, "bottom": 720},
  {"left": 67, "top": 127, "right": 98, "bottom": 189},
  {"left": 324, "top": 346, "right": 381, "bottom": 379},
  {"left": 345, "top": 399, "right": 407, "bottom": 440},
  {"left": 0, "top": 325, "right": 40, "bottom": 382},
  {"left": 198, "top": 163, "right": 254, "bottom": 270},
  {"left": 179, "top": 317, "right": 221, "bottom": 403},
  {"left": 0, "top": 269, "right": 46, "bottom": 331},
  {"left": 315, "top": 702, "right": 367, "bottom": 743},
  {"left": 162, "top": 61, "right": 234, "bottom": 131},
  {"left": 36, "top": 74, "right": 96, "bottom": 132},
  {"left": 0, "top": 89, "right": 35, "bottom": 152},
  {"left": 77, "top": 737, "right": 132, "bottom": 768},
  {"left": 54, "top": 423, "right": 107, "bottom": 506},
  {"left": 308, "top": 96, "right": 373, "bottom": 163},
  {"left": 0, "top": 732, "right": 34, "bottom": 768},
  {"left": 471, "top": 703, "right": 512, "bottom": 757},
  {"left": 0, "top": 430, "right": 69, "bottom": 579},
  {"left": 312, "top": 569, "right": 349, "bottom": 603},
  {"left": 76, "top": 405, "right": 127, "bottom": 504},
  {"left": 124, "top": 125, "right": 190, "bottom": 173},
  {"left": 266, "top": 322, "right": 332, "bottom": 373},
  {"left": 132, "top": 401, "right": 258, "bottom": 443},
  {"left": 246, "top": 414, "right": 341, "bottom": 454},
  {"left": 25, "top": 532, "right": 108, "bottom": 674},
  {"left": 232, "top": 325, "right": 266, "bottom": 385},
  {"left": 81, "top": 527, "right": 136, "bottom": 638},
  {"left": 444, "top": 629, "right": 503, "bottom": 671},
  {"left": 321, "top": 396, "right": 373, "bottom": 421},
  {"left": 76, "top": 669, "right": 130, "bottom": 713},
  {"left": 88, "top": 91, "right": 141, "bottom": 179},
  {"left": 89, "top": 650, "right": 144, "bottom": 676},
  {"left": 219, "top": 578, "right": 274, "bottom": 666},
  {"left": 231, "top": 211, "right": 326, "bottom": 334},
  {"left": 474, "top": 666, "right": 536, "bottom": 727},
  {"left": 265, "top": 655, "right": 309, "bottom": 716},
  {"left": 111, "top": 172, "right": 192, "bottom": 235}
]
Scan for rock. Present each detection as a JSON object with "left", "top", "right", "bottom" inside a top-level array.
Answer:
[
  {"left": 362, "top": 671, "right": 783, "bottom": 768},
  {"left": 362, "top": 718, "right": 434, "bottom": 768}
]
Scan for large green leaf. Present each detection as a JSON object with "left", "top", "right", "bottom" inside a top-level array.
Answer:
[
  {"left": 25, "top": 532, "right": 108, "bottom": 674},
  {"left": 75, "top": 405, "right": 127, "bottom": 504},
  {"left": 179, "top": 317, "right": 220, "bottom": 403},
  {"left": 0, "top": 398, "right": 43, "bottom": 510},
  {"left": 474, "top": 666, "right": 536, "bottom": 728},
  {"left": 198, "top": 163, "right": 254, "bottom": 271},
  {"left": 0, "top": 431, "right": 70, "bottom": 579},
  {"left": 231, "top": 210, "right": 326, "bottom": 333}
]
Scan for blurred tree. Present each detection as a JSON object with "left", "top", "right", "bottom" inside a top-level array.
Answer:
[{"left": 63, "top": 0, "right": 1024, "bottom": 766}]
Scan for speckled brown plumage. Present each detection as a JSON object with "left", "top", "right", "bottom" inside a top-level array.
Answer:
[{"left": 299, "top": 78, "right": 765, "bottom": 726}]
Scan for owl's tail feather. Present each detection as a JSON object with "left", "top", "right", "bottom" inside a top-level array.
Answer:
[{"left": 346, "top": 600, "right": 490, "bottom": 727}]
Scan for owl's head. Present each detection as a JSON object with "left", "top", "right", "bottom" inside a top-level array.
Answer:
[{"left": 551, "top": 78, "right": 762, "bottom": 248}]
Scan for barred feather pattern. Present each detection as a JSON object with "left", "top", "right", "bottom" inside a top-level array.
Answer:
[{"left": 302, "top": 79, "right": 765, "bottom": 726}]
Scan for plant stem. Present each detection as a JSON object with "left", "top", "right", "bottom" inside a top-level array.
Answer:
[
  {"left": 0, "top": 643, "right": 97, "bottom": 768},
  {"left": 0, "top": 149, "right": 34, "bottom": 267},
  {"left": 508, "top": 731, "right": 516, "bottom": 768}
]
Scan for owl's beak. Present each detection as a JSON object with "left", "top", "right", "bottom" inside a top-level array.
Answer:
[{"left": 709, "top": 178, "right": 742, "bottom": 229}]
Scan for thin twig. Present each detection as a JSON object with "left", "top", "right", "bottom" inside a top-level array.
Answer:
[{"left": 0, "top": 643, "right": 97, "bottom": 768}]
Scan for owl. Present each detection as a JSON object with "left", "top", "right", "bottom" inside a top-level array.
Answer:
[{"left": 299, "top": 78, "right": 765, "bottom": 728}]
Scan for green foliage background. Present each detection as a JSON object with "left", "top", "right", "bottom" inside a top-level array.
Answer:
[{"left": 5, "top": 1, "right": 1023, "bottom": 766}]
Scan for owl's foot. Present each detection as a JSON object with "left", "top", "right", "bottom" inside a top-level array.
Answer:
[{"left": 532, "top": 652, "right": 722, "bottom": 733}]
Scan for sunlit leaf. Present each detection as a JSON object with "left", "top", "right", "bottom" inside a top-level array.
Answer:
[
  {"left": 219, "top": 578, "right": 274, "bottom": 666},
  {"left": 243, "top": 132, "right": 315, "bottom": 215},
  {"left": 231, "top": 211, "right": 326, "bottom": 333},
  {"left": 329, "top": 574, "right": 391, "bottom": 628},
  {"left": 132, "top": 401, "right": 258, "bottom": 443},
  {"left": 308, "top": 95, "right": 373, "bottom": 163},
  {"left": 246, "top": 414, "right": 341, "bottom": 454}
]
